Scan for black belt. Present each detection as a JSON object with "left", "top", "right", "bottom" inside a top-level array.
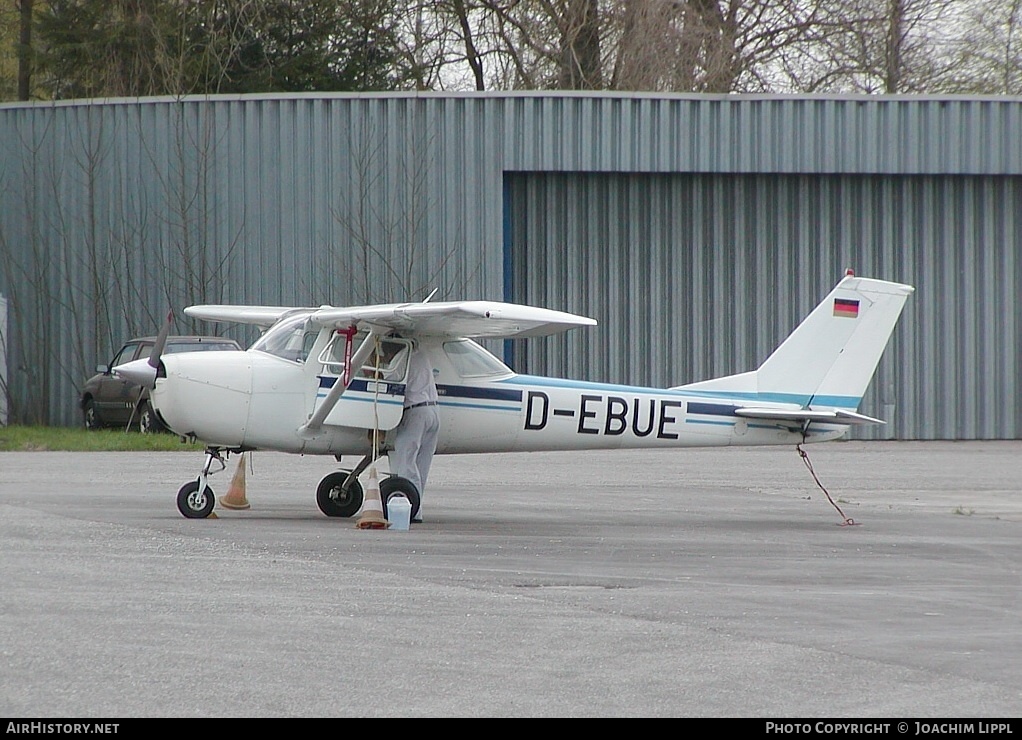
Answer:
[{"left": 404, "top": 401, "right": 438, "bottom": 410}]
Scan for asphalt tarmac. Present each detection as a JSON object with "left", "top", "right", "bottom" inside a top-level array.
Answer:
[{"left": 1, "top": 441, "right": 1019, "bottom": 718}]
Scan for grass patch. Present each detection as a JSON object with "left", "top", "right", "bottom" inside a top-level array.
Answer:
[{"left": 0, "top": 425, "right": 204, "bottom": 452}]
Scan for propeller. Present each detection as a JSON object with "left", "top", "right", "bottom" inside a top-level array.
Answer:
[
  {"left": 113, "top": 311, "right": 173, "bottom": 432},
  {"left": 148, "top": 309, "right": 174, "bottom": 370}
]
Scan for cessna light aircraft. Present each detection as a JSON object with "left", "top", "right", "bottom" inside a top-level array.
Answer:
[{"left": 113, "top": 272, "right": 913, "bottom": 521}]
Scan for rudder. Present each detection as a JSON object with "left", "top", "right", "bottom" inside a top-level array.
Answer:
[
  {"left": 676, "top": 274, "right": 914, "bottom": 413},
  {"left": 757, "top": 274, "right": 914, "bottom": 409}
]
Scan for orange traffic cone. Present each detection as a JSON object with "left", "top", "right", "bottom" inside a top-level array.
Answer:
[
  {"left": 356, "top": 466, "right": 389, "bottom": 529},
  {"left": 219, "top": 453, "right": 251, "bottom": 510}
]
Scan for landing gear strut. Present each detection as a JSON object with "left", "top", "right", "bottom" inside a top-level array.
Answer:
[{"left": 176, "top": 447, "right": 227, "bottom": 518}]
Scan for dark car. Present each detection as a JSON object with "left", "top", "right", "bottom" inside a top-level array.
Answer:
[{"left": 81, "top": 335, "right": 242, "bottom": 433}]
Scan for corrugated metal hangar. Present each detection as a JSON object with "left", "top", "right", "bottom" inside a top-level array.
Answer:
[{"left": 1, "top": 92, "right": 1020, "bottom": 437}]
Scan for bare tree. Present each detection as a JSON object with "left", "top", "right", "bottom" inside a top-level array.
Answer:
[
  {"left": 608, "top": 0, "right": 741, "bottom": 91},
  {"left": 554, "top": 0, "right": 602, "bottom": 88},
  {"left": 606, "top": 1, "right": 843, "bottom": 93},
  {"left": 15, "top": 0, "right": 31, "bottom": 99},
  {"left": 417, "top": 0, "right": 831, "bottom": 93},
  {"left": 950, "top": 0, "right": 1022, "bottom": 93},
  {"left": 329, "top": 104, "right": 481, "bottom": 305},
  {"left": 442, "top": 1, "right": 597, "bottom": 89},
  {"left": 394, "top": 0, "right": 469, "bottom": 89},
  {"left": 797, "top": 0, "right": 964, "bottom": 93},
  {"left": 452, "top": 0, "right": 486, "bottom": 88},
  {"left": 0, "top": 114, "right": 62, "bottom": 423},
  {"left": 13, "top": 0, "right": 1022, "bottom": 97},
  {"left": 0, "top": 291, "right": 9, "bottom": 425}
]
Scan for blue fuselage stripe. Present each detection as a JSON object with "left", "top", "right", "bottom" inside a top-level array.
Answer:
[
  {"left": 438, "top": 384, "right": 523, "bottom": 402},
  {"left": 501, "top": 375, "right": 860, "bottom": 410},
  {"left": 316, "top": 373, "right": 862, "bottom": 424}
]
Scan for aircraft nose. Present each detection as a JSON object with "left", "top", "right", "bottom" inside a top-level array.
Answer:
[
  {"left": 112, "top": 358, "right": 157, "bottom": 387},
  {"left": 111, "top": 310, "right": 172, "bottom": 389}
]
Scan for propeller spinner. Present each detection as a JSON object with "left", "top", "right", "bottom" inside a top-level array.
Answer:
[{"left": 112, "top": 310, "right": 173, "bottom": 388}]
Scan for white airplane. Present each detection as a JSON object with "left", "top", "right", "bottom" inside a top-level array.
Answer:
[{"left": 114, "top": 271, "right": 914, "bottom": 522}]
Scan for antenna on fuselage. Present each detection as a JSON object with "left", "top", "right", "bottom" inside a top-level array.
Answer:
[{"left": 423, "top": 288, "right": 439, "bottom": 303}]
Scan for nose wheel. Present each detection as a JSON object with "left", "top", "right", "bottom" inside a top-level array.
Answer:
[
  {"left": 177, "top": 480, "right": 215, "bottom": 518},
  {"left": 176, "top": 447, "right": 226, "bottom": 518}
]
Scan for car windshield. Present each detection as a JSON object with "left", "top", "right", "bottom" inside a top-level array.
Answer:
[{"left": 110, "top": 343, "right": 141, "bottom": 367}]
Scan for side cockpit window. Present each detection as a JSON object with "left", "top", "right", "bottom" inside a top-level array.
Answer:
[
  {"left": 443, "top": 339, "right": 511, "bottom": 378},
  {"left": 319, "top": 332, "right": 411, "bottom": 382}
]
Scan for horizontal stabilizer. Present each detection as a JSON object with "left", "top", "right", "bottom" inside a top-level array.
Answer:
[{"left": 734, "top": 407, "right": 886, "bottom": 426}]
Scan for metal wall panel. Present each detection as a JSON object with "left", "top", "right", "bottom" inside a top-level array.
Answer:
[
  {"left": 497, "top": 94, "right": 1022, "bottom": 175},
  {"left": 0, "top": 293, "right": 6, "bottom": 426},
  {"left": 509, "top": 173, "right": 1022, "bottom": 440},
  {"left": 1, "top": 92, "right": 1020, "bottom": 435}
]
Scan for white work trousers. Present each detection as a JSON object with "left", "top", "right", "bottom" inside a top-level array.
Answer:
[{"left": 389, "top": 405, "right": 440, "bottom": 506}]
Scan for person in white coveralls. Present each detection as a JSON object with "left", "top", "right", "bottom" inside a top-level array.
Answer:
[{"left": 381, "top": 338, "right": 439, "bottom": 523}]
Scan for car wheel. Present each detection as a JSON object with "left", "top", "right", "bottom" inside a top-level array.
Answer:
[
  {"left": 138, "top": 402, "right": 164, "bottom": 434},
  {"left": 83, "top": 400, "right": 101, "bottom": 430}
]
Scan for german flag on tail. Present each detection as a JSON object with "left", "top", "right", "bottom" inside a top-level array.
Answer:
[{"left": 833, "top": 298, "right": 860, "bottom": 318}]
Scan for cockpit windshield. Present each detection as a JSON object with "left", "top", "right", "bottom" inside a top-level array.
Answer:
[{"left": 251, "top": 314, "right": 318, "bottom": 362}]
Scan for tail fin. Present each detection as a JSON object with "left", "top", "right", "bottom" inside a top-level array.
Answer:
[{"left": 676, "top": 274, "right": 914, "bottom": 413}]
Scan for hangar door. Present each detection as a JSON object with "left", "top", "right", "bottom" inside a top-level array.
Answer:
[{"left": 505, "top": 172, "right": 1022, "bottom": 440}]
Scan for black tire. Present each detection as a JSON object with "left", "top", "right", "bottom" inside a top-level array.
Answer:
[
  {"left": 177, "top": 480, "right": 215, "bottom": 519},
  {"left": 83, "top": 399, "right": 101, "bottom": 430},
  {"left": 138, "top": 402, "right": 164, "bottom": 434},
  {"left": 380, "top": 476, "right": 420, "bottom": 521},
  {"left": 316, "top": 471, "right": 363, "bottom": 518}
]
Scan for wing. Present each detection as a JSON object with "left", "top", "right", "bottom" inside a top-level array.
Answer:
[
  {"left": 185, "top": 300, "right": 596, "bottom": 338},
  {"left": 308, "top": 300, "right": 596, "bottom": 338},
  {"left": 184, "top": 305, "right": 310, "bottom": 328}
]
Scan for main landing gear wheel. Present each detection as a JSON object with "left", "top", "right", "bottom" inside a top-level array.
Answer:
[
  {"left": 316, "top": 472, "right": 364, "bottom": 518},
  {"left": 177, "top": 480, "right": 215, "bottom": 518},
  {"left": 380, "top": 476, "right": 420, "bottom": 521}
]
